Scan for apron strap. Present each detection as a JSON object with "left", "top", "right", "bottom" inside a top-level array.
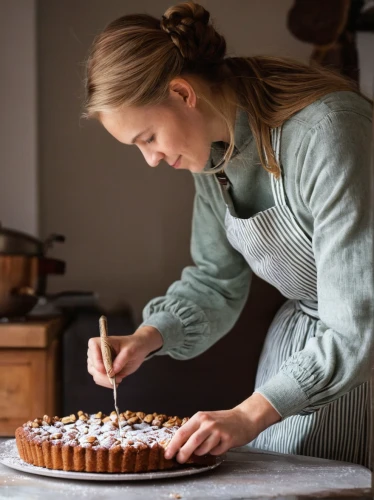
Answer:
[
  {"left": 215, "top": 170, "right": 238, "bottom": 217},
  {"left": 215, "top": 126, "right": 285, "bottom": 215},
  {"left": 270, "top": 127, "right": 287, "bottom": 206}
]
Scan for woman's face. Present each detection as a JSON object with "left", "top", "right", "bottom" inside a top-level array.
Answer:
[{"left": 100, "top": 79, "right": 227, "bottom": 173}]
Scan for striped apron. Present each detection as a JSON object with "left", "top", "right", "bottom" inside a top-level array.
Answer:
[{"left": 218, "top": 127, "right": 371, "bottom": 468}]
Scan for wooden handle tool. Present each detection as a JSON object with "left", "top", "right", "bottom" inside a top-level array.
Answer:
[
  {"left": 99, "top": 315, "right": 115, "bottom": 385},
  {"left": 99, "top": 315, "right": 122, "bottom": 440}
]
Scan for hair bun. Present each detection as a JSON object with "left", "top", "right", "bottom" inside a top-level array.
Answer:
[{"left": 161, "top": 2, "right": 226, "bottom": 65}]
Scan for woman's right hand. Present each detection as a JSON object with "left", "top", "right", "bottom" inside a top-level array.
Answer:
[{"left": 87, "top": 326, "right": 163, "bottom": 388}]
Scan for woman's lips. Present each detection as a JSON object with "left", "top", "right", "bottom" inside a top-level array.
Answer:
[{"left": 171, "top": 156, "right": 182, "bottom": 169}]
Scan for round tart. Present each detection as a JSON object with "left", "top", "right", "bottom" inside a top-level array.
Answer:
[{"left": 15, "top": 410, "right": 216, "bottom": 473}]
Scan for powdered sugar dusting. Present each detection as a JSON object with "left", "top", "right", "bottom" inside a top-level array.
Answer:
[
  {"left": 21, "top": 413, "right": 178, "bottom": 450},
  {"left": 1, "top": 439, "right": 370, "bottom": 498},
  {"left": 0, "top": 439, "right": 31, "bottom": 469}
]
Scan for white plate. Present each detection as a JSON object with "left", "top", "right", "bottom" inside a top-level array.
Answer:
[{"left": 0, "top": 439, "right": 222, "bottom": 481}]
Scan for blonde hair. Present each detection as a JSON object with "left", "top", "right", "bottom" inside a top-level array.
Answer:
[{"left": 84, "top": 1, "right": 362, "bottom": 177}]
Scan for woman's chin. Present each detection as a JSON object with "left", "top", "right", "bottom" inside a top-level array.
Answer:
[{"left": 188, "top": 163, "right": 206, "bottom": 174}]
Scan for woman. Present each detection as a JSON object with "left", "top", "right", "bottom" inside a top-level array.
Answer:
[{"left": 85, "top": 2, "right": 373, "bottom": 467}]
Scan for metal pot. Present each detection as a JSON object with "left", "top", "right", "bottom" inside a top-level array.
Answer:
[{"left": 0, "top": 223, "right": 66, "bottom": 318}]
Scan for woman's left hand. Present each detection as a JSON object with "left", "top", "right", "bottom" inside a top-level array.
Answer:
[{"left": 164, "top": 393, "right": 281, "bottom": 463}]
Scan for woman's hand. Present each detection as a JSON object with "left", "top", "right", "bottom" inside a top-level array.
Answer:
[
  {"left": 87, "top": 326, "right": 163, "bottom": 388},
  {"left": 164, "top": 393, "right": 281, "bottom": 463}
]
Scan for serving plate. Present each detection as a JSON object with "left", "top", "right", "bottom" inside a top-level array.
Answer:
[{"left": 0, "top": 439, "right": 222, "bottom": 481}]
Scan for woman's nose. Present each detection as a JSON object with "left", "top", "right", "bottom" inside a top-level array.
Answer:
[{"left": 144, "top": 150, "right": 164, "bottom": 168}]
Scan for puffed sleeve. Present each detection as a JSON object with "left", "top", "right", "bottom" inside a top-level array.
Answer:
[
  {"left": 256, "top": 107, "right": 374, "bottom": 417},
  {"left": 140, "top": 174, "right": 251, "bottom": 359}
]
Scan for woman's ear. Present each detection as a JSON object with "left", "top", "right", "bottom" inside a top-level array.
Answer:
[{"left": 169, "top": 78, "right": 197, "bottom": 107}]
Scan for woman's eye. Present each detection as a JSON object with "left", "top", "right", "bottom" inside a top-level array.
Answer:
[{"left": 146, "top": 135, "right": 155, "bottom": 144}]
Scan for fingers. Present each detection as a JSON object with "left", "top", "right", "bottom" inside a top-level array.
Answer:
[
  {"left": 164, "top": 411, "right": 234, "bottom": 463},
  {"left": 194, "top": 434, "right": 221, "bottom": 456},
  {"left": 87, "top": 357, "right": 113, "bottom": 388},
  {"left": 164, "top": 413, "right": 219, "bottom": 463},
  {"left": 209, "top": 440, "right": 229, "bottom": 456},
  {"left": 164, "top": 418, "right": 200, "bottom": 461},
  {"left": 111, "top": 343, "right": 134, "bottom": 375},
  {"left": 175, "top": 428, "right": 222, "bottom": 463},
  {"left": 87, "top": 337, "right": 106, "bottom": 375},
  {"left": 87, "top": 334, "right": 147, "bottom": 388},
  {"left": 87, "top": 344, "right": 122, "bottom": 388}
]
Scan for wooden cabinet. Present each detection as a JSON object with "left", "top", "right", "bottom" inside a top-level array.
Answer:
[{"left": 0, "top": 317, "right": 63, "bottom": 436}]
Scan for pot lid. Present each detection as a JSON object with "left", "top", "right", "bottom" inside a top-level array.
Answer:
[{"left": 0, "top": 223, "right": 43, "bottom": 255}]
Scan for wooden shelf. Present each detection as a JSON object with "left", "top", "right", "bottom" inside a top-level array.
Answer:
[
  {"left": 0, "top": 317, "right": 62, "bottom": 348},
  {"left": 0, "top": 316, "right": 64, "bottom": 436}
]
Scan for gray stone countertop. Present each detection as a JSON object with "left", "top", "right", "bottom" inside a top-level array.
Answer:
[{"left": 0, "top": 438, "right": 371, "bottom": 500}]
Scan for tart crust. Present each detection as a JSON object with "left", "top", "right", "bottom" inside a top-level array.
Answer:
[{"left": 15, "top": 411, "right": 216, "bottom": 473}]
